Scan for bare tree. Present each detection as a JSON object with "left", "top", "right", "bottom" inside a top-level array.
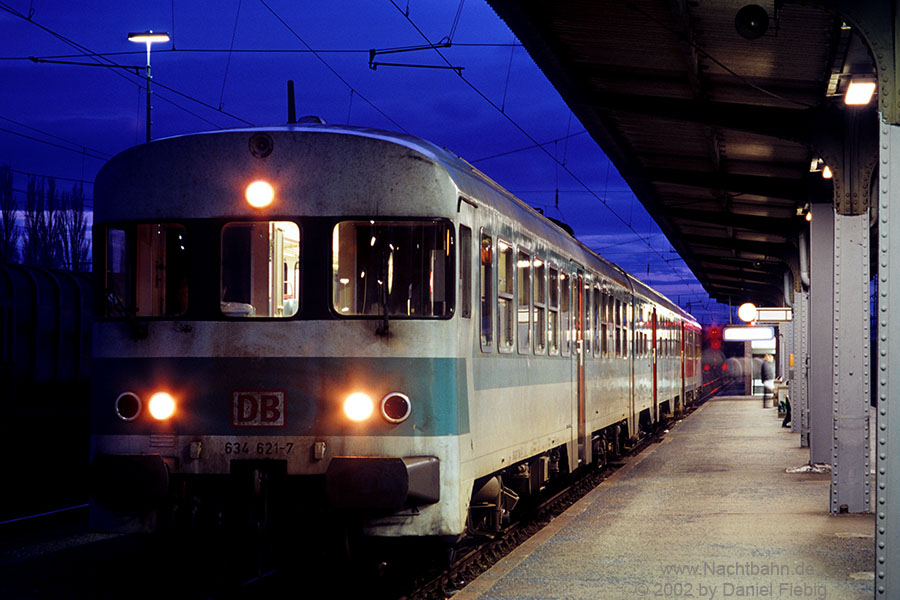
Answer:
[
  {"left": 23, "top": 176, "right": 63, "bottom": 268},
  {"left": 60, "top": 183, "right": 89, "bottom": 271},
  {"left": 0, "top": 166, "right": 17, "bottom": 263}
]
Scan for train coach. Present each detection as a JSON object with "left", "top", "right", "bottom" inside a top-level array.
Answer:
[{"left": 88, "top": 122, "right": 701, "bottom": 538}]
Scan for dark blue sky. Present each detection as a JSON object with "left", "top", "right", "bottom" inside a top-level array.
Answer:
[{"left": 0, "top": 0, "right": 732, "bottom": 323}]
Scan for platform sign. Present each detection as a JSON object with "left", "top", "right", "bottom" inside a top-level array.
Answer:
[
  {"left": 755, "top": 307, "right": 792, "bottom": 322},
  {"left": 722, "top": 325, "right": 775, "bottom": 341},
  {"left": 737, "top": 303, "right": 792, "bottom": 323}
]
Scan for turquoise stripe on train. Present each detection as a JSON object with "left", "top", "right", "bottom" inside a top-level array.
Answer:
[{"left": 92, "top": 357, "right": 469, "bottom": 436}]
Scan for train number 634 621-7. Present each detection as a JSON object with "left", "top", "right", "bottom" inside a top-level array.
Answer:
[{"left": 223, "top": 441, "right": 294, "bottom": 455}]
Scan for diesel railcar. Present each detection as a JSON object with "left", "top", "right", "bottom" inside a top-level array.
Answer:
[{"left": 89, "top": 123, "right": 701, "bottom": 537}]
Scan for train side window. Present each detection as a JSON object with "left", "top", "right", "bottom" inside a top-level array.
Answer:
[
  {"left": 560, "top": 271, "right": 571, "bottom": 356},
  {"left": 592, "top": 285, "right": 601, "bottom": 356},
  {"left": 548, "top": 265, "right": 560, "bottom": 356},
  {"left": 480, "top": 232, "right": 493, "bottom": 350},
  {"left": 497, "top": 239, "right": 514, "bottom": 352},
  {"left": 615, "top": 298, "right": 622, "bottom": 358},
  {"left": 516, "top": 248, "right": 532, "bottom": 354},
  {"left": 533, "top": 256, "right": 546, "bottom": 355},
  {"left": 222, "top": 221, "right": 300, "bottom": 318},
  {"left": 624, "top": 302, "right": 630, "bottom": 358},
  {"left": 600, "top": 292, "right": 609, "bottom": 357},
  {"left": 460, "top": 225, "right": 472, "bottom": 319},
  {"left": 582, "top": 279, "right": 592, "bottom": 356},
  {"left": 105, "top": 223, "right": 189, "bottom": 318}
]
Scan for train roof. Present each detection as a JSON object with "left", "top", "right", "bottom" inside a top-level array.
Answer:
[{"left": 104, "top": 122, "right": 698, "bottom": 326}]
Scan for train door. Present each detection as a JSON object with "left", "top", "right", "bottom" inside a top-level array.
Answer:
[
  {"left": 652, "top": 308, "right": 658, "bottom": 424},
  {"left": 574, "top": 269, "right": 588, "bottom": 466}
]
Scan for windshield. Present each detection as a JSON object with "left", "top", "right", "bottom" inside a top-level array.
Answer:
[
  {"left": 331, "top": 220, "right": 454, "bottom": 318},
  {"left": 105, "top": 223, "right": 188, "bottom": 317}
]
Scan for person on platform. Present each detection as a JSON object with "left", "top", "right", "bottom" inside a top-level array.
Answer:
[{"left": 761, "top": 354, "right": 775, "bottom": 407}]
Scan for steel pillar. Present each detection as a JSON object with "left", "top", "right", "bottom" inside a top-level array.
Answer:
[
  {"left": 876, "top": 121, "right": 900, "bottom": 596},
  {"left": 808, "top": 206, "right": 834, "bottom": 464},
  {"left": 794, "top": 289, "right": 809, "bottom": 441},
  {"left": 830, "top": 210, "right": 870, "bottom": 514}
]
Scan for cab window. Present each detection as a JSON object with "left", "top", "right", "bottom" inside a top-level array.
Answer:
[
  {"left": 221, "top": 221, "right": 300, "bottom": 318},
  {"left": 105, "top": 223, "right": 188, "bottom": 317},
  {"left": 331, "top": 220, "right": 454, "bottom": 318}
]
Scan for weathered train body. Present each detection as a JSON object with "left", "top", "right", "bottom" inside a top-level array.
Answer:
[{"left": 89, "top": 124, "right": 701, "bottom": 537}]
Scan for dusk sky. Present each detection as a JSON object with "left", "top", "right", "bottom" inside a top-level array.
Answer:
[{"left": 0, "top": 0, "right": 732, "bottom": 323}]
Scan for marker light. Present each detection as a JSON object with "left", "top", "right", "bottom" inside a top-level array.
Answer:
[
  {"left": 148, "top": 392, "right": 176, "bottom": 420},
  {"left": 245, "top": 180, "right": 275, "bottom": 208},
  {"left": 381, "top": 392, "right": 411, "bottom": 423},
  {"left": 344, "top": 392, "right": 374, "bottom": 422}
]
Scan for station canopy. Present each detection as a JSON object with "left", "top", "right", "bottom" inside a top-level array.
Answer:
[{"left": 487, "top": 0, "right": 877, "bottom": 306}]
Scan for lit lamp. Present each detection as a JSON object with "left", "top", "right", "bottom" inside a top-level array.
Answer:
[
  {"left": 738, "top": 302, "right": 757, "bottom": 323},
  {"left": 128, "top": 30, "right": 170, "bottom": 142},
  {"left": 845, "top": 78, "right": 876, "bottom": 106}
]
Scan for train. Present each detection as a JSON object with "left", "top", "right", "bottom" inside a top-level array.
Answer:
[
  {"left": 1, "top": 263, "right": 92, "bottom": 520},
  {"left": 88, "top": 122, "right": 702, "bottom": 539}
]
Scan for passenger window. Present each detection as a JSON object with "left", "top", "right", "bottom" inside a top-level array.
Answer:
[
  {"left": 592, "top": 285, "right": 601, "bottom": 356},
  {"left": 105, "top": 223, "right": 189, "bottom": 318},
  {"left": 480, "top": 232, "right": 493, "bottom": 350},
  {"left": 460, "top": 225, "right": 472, "bottom": 319},
  {"left": 624, "top": 302, "right": 630, "bottom": 358},
  {"left": 222, "top": 221, "right": 300, "bottom": 318},
  {"left": 517, "top": 248, "right": 532, "bottom": 354},
  {"left": 560, "top": 271, "right": 571, "bottom": 356},
  {"left": 615, "top": 298, "right": 622, "bottom": 358},
  {"left": 549, "top": 265, "right": 560, "bottom": 356},
  {"left": 533, "top": 257, "right": 546, "bottom": 354},
  {"left": 601, "top": 292, "right": 609, "bottom": 357},
  {"left": 497, "top": 240, "right": 514, "bottom": 352},
  {"left": 582, "top": 280, "right": 592, "bottom": 356},
  {"left": 331, "top": 220, "right": 452, "bottom": 318}
]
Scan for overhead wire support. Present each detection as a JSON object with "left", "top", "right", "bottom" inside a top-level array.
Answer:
[
  {"left": 367, "top": 43, "right": 462, "bottom": 73},
  {"left": 387, "top": 0, "right": 694, "bottom": 291}
]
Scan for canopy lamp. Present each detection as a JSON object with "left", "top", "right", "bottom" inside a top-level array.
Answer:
[
  {"left": 738, "top": 302, "right": 757, "bottom": 324},
  {"left": 844, "top": 79, "right": 876, "bottom": 106},
  {"left": 128, "top": 30, "right": 170, "bottom": 142}
]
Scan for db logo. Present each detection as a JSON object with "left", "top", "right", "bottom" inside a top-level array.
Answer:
[{"left": 232, "top": 391, "right": 285, "bottom": 427}]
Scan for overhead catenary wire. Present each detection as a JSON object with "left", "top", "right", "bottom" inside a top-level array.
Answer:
[
  {"left": 257, "top": 0, "right": 409, "bottom": 134},
  {"left": 0, "top": 2, "right": 253, "bottom": 131},
  {"left": 0, "top": 115, "right": 110, "bottom": 159},
  {"left": 387, "top": 0, "right": 695, "bottom": 292},
  {"left": 218, "top": 0, "right": 243, "bottom": 110}
]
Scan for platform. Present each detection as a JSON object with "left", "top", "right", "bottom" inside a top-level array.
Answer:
[{"left": 456, "top": 395, "right": 874, "bottom": 599}]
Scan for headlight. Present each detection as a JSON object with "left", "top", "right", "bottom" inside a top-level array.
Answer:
[
  {"left": 343, "top": 392, "right": 374, "bottom": 422},
  {"left": 148, "top": 392, "right": 176, "bottom": 420},
  {"left": 381, "top": 392, "right": 411, "bottom": 423}
]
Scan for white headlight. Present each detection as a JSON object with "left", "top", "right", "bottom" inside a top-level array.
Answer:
[
  {"left": 344, "top": 392, "right": 374, "bottom": 422},
  {"left": 148, "top": 392, "right": 176, "bottom": 420}
]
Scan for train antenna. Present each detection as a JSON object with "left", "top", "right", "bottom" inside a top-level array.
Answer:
[{"left": 287, "top": 80, "right": 297, "bottom": 124}]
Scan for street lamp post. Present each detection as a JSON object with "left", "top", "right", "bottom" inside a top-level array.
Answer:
[{"left": 128, "top": 31, "right": 170, "bottom": 142}]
